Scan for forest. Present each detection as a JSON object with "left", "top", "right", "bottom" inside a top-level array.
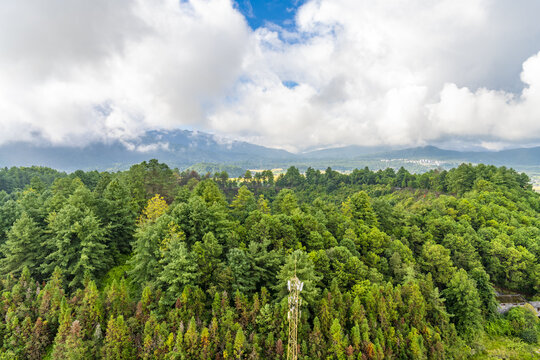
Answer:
[{"left": 0, "top": 160, "right": 539, "bottom": 359}]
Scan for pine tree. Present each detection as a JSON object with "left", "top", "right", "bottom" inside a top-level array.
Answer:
[
  {"left": 63, "top": 320, "right": 88, "bottom": 360},
  {"left": 138, "top": 194, "right": 168, "bottom": 225},
  {"left": 231, "top": 186, "right": 256, "bottom": 220},
  {"left": 309, "top": 317, "right": 326, "bottom": 359},
  {"left": 420, "top": 242, "right": 456, "bottom": 288},
  {"left": 192, "top": 232, "right": 224, "bottom": 290},
  {"left": 104, "top": 278, "right": 131, "bottom": 320},
  {"left": 38, "top": 267, "right": 65, "bottom": 332},
  {"left": 200, "top": 326, "right": 211, "bottom": 359},
  {"left": 442, "top": 269, "right": 482, "bottom": 340},
  {"left": 158, "top": 237, "right": 197, "bottom": 307},
  {"left": 51, "top": 308, "right": 74, "bottom": 359},
  {"left": 129, "top": 213, "right": 172, "bottom": 288},
  {"left": 26, "top": 317, "right": 50, "bottom": 360},
  {"left": 233, "top": 328, "right": 245, "bottom": 359},
  {"left": 102, "top": 178, "right": 137, "bottom": 260},
  {"left": 228, "top": 248, "right": 257, "bottom": 293},
  {"left": 102, "top": 316, "right": 135, "bottom": 360},
  {"left": 43, "top": 192, "right": 110, "bottom": 290},
  {"left": 0, "top": 211, "right": 42, "bottom": 277},
  {"left": 69, "top": 212, "right": 109, "bottom": 288},
  {"left": 341, "top": 191, "right": 378, "bottom": 227},
  {"left": 184, "top": 317, "right": 199, "bottom": 358},
  {"left": 274, "top": 189, "right": 299, "bottom": 215},
  {"left": 330, "top": 318, "right": 345, "bottom": 360},
  {"left": 469, "top": 267, "right": 498, "bottom": 319},
  {"left": 76, "top": 280, "right": 103, "bottom": 338},
  {"left": 258, "top": 195, "right": 271, "bottom": 214}
]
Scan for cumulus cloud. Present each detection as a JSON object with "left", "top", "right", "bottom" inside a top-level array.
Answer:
[
  {"left": 1, "top": 0, "right": 540, "bottom": 151},
  {"left": 0, "top": 0, "right": 249, "bottom": 146},
  {"left": 428, "top": 51, "right": 540, "bottom": 142},
  {"left": 209, "top": 0, "right": 540, "bottom": 151}
]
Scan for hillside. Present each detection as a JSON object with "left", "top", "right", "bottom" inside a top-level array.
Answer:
[{"left": 0, "top": 161, "right": 538, "bottom": 358}]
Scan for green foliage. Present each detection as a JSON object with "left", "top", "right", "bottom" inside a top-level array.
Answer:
[
  {"left": 506, "top": 305, "right": 539, "bottom": 344},
  {"left": 43, "top": 186, "right": 110, "bottom": 289},
  {"left": 0, "top": 161, "right": 538, "bottom": 357},
  {"left": 442, "top": 269, "right": 483, "bottom": 340},
  {"left": 275, "top": 250, "right": 321, "bottom": 305},
  {"left": 0, "top": 212, "right": 43, "bottom": 277},
  {"left": 102, "top": 316, "right": 135, "bottom": 359},
  {"left": 158, "top": 236, "right": 197, "bottom": 307},
  {"left": 101, "top": 178, "right": 137, "bottom": 260}
]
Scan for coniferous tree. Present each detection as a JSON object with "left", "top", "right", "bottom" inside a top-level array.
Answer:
[
  {"left": 102, "top": 315, "right": 135, "bottom": 360},
  {"left": 234, "top": 327, "right": 245, "bottom": 359},
  {"left": 27, "top": 317, "right": 50, "bottom": 360},
  {"left": 0, "top": 211, "right": 42, "bottom": 277},
  {"left": 469, "top": 267, "right": 498, "bottom": 320},
  {"left": 102, "top": 178, "right": 137, "bottom": 260},
  {"left": 129, "top": 212, "right": 172, "bottom": 288},
  {"left": 51, "top": 308, "right": 74, "bottom": 359},
  {"left": 104, "top": 278, "right": 131, "bottom": 320},
  {"left": 231, "top": 186, "right": 256, "bottom": 220},
  {"left": 76, "top": 280, "right": 103, "bottom": 338},
  {"left": 442, "top": 269, "right": 482, "bottom": 340},
  {"left": 158, "top": 237, "right": 197, "bottom": 307},
  {"left": 43, "top": 187, "right": 110, "bottom": 290},
  {"left": 62, "top": 320, "right": 88, "bottom": 360},
  {"left": 192, "top": 232, "right": 224, "bottom": 290}
]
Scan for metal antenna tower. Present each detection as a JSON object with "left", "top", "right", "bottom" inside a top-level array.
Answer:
[{"left": 287, "top": 257, "right": 303, "bottom": 360}]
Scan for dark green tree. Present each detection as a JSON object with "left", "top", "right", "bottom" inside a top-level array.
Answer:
[
  {"left": 158, "top": 237, "right": 198, "bottom": 307},
  {"left": 0, "top": 211, "right": 43, "bottom": 277},
  {"left": 442, "top": 269, "right": 482, "bottom": 340},
  {"left": 101, "top": 178, "right": 137, "bottom": 260}
]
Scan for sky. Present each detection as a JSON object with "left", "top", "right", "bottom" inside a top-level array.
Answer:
[{"left": 1, "top": 0, "right": 540, "bottom": 152}]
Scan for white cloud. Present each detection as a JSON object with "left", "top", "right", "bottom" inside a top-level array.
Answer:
[
  {"left": 1, "top": 0, "right": 540, "bottom": 151},
  {"left": 0, "top": 0, "right": 249, "bottom": 146},
  {"left": 209, "top": 0, "right": 540, "bottom": 151},
  {"left": 428, "top": 51, "right": 540, "bottom": 142}
]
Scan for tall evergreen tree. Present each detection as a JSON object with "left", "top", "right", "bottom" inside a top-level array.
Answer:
[
  {"left": 129, "top": 212, "right": 173, "bottom": 288},
  {"left": 102, "top": 316, "right": 135, "bottom": 360},
  {"left": 442, "top": 269, "right": 482, "bottom": 340},
  {"left": 43, "top": 197, "right": 109, "bottom": 290},
  {"left": 0, "top": 211, "right": 42, "bottom": 277},
  {"left": 102, "top": 178, "right": 137, "bottom": 260},
  {"left": 158, "top": 237, "right": 197, "bottom": 307},
  {"left": 192, "top": 232, "right": 224, "bottom": 290}
]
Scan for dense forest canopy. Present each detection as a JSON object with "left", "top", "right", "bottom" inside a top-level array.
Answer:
[{"left": 0, "top": 160, "right": 538, "bottom": 359}]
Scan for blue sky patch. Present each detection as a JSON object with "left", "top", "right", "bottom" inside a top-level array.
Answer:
[
  {"left": 282, "top": 80, "right": 299, "bottom": 89},
  {"left": 235, "top": 0, "right": 307, "bottom": 29}
]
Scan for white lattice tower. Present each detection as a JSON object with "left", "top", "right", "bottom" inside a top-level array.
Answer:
[{"left": 287, "top": 275, "right": 303, "bottom": 360}]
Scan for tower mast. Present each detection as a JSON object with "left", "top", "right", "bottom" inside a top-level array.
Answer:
[{"left": 287, "top": 257, "right": 303, "bottom": 360}]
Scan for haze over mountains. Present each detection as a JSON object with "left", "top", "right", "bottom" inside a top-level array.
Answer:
[{"left": 2, "top": 129, "right": 540, "bottom": 175}]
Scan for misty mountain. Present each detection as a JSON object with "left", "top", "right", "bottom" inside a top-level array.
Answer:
[
  {"left": 2, "top": 130, "right": 540, "bottom": 172},
  {"left": 300, "top": 145, "right": 392, "bottom": 159},
  {"left": 0, "top": 130, "right": 294, "bottom": 172}
]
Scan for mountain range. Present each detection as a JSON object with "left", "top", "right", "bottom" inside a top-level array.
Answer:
[{"left": 1, "top": 130, "right": 540, "bottom": 175}]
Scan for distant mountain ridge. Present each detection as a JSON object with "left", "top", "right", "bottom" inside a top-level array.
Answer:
[
  {"left": 1, "top": 129, "right": 540, "bottom": 171},
  {"left": 0, "top": 129, "right": 294, "bottom": 172},
  {"left": 370, "top": 145, "right": 540, "bottom": 166}
]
